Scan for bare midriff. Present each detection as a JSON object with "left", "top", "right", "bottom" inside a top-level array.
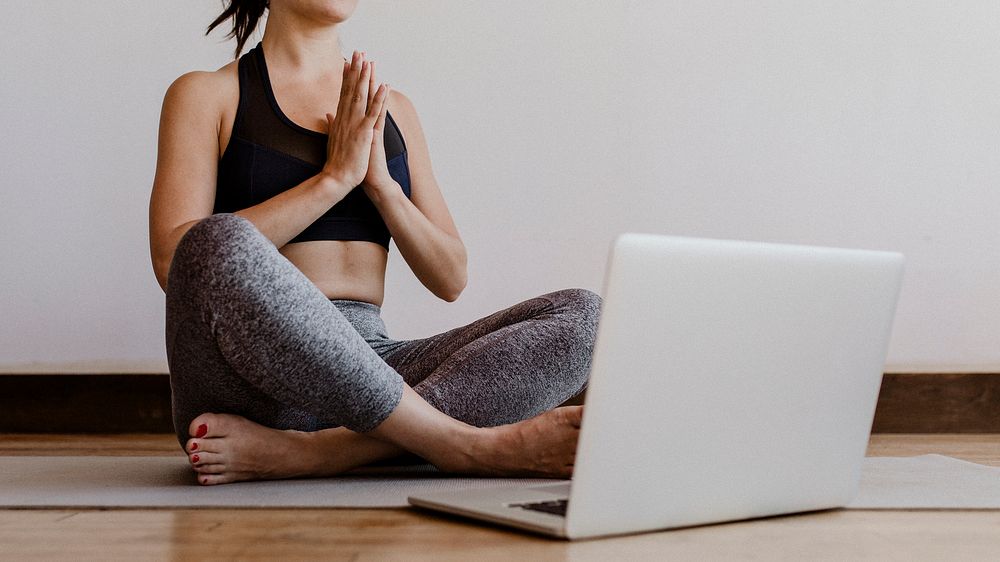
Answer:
[{"left": 279, "top": 240, "right": 388, "bottom": 306}]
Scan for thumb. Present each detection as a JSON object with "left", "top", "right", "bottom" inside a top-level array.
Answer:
[{"left": 370, "top": 122, "right": 384, "bottom": 152}]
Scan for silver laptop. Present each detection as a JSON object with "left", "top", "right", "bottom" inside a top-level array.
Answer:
[{"left": 408, "top": 233, "right": 905, "bottom": 540}]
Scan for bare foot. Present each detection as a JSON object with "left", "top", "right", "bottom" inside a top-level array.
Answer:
[
  {"left": 184, "top": 413, "right": 340, "bottom": 485},
  {"left": 185, "top": 406, "right": 583, "bottom": 485},
  {"left": 458, "top": 405, "right": 583, "bottom": 479}
]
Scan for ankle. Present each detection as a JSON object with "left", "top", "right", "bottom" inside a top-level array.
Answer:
[
  {"left": 434, "top": 423, "right": 489, "bottom": 474},
  {"left": 284, "top": 429, "right": 327, "bottom": 476},
  {"left": 462, "top": 423, "right": 525, "bottom": 475}
]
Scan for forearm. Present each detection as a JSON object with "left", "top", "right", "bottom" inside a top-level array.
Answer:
[
  {"left": 152, "top": 173, "right": 350, "bottom": 291},
  {"left": 234, "top": 173, "right": 350, "bottom": 248},
  {"left": 369, "top": 183, "right": 467, "bottom": 301}
]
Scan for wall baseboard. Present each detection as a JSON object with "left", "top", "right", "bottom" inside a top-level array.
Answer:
[
  {"left": 0, "top": 373, "right": 996, "bottom": 434},
  {"left": 0, "top": 375, "right": 172, "bottom": 433},
  {"left": 871, "top": 373, "right": 1000, "bottom": 433}
]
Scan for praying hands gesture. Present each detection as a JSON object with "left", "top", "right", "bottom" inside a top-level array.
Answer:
[{"left": 320, "top": 50, "right": 391, "bottom": 196}]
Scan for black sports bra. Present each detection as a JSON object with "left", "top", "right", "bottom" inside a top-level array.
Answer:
[{"left": 214, "top": 42, "right": 412, "bottom": 248}]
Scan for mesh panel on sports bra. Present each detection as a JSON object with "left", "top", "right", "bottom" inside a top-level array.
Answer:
[
  {"left": 215, "top": 42, "right": 412, "bottom": 248},
  {"left": 234, "top": 44, "right": 406, "bottom": 167}
]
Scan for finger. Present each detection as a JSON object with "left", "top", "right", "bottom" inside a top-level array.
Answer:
[
  {"left": 366, "top": 83, "right": 386, "bottom": 119},
  {"left": 374, "top": 84, "right": 389, "bottom": 132},
  {"left": 344, "top": 51, "right": 362, "bottom": 107},
  {"left": 337, "top": 60, "right": 351, "bottom": 109},
  {"left": 354, "top": 59, "right": 372, "bottom": 115},
  {"left": 366, "top": 83, "right": 388, "bottom": 127},
  {"left": 367, "top": 61, "right": 377, "bottom": 109}
]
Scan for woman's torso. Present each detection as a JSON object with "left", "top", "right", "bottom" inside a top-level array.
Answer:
[{"left": 213, "top": 44, "right": 410, "bottom": 307}]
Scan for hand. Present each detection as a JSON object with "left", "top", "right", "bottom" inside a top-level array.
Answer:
[
  {"left": 320, "top": 51, "right": 389, "bottom": 190},
  {"left": 363, "top": 61, "right": 394, "bottom": 198}
]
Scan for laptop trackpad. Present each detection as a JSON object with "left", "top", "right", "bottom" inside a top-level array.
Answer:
[{"left": 527, "top": 482, "right": 572, "bottom": 497}]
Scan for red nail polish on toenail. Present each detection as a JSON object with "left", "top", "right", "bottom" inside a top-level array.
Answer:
[
  {"left": 202, "top": 478, "right": 208, "bottom": 485},
  {"left": 191, "top": 442, "right": 198, "bottom": 451},
  {"left": 195, "top": 424, "right": 208, "bottom": 438},
  {"left": 192, "top": 454, "right": 200, "bottom": 463}
]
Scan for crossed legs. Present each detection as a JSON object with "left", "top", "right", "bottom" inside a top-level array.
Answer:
[{"left": 165, "top": 214, "right": 600, "bottom": 484}]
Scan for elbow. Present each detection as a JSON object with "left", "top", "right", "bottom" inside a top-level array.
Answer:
[
  {"left": 441, "top": 289, "right": 463, "bottom": 303},
  {"left": 151, "top": 250, "right": 173, "bottom": 294},
  {"left": 441, "top": 286, "right": 463, "bottom": 302},
  {"left": 153, "top": 259, "right": 169, "bottom": 293},
  {"left": 149, "top": 218, "right": 201, "bottom": 294},
  {"left": 429, "top": 237, "right": 467, "bottom": 302},
  {"left": 439, "top": 263, "right": 468, "bottom": 303},
  {"left": 439, "top": 275, "right": 466, "bottom": 303}
]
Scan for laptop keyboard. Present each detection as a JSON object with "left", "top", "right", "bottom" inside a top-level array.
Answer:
[{"left": 509, "top": 498, "right": 568, "bottom": 516}]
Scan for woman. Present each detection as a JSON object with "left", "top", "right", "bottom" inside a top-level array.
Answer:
[{"left": 148, "top": 0, "right": 601, "bottom": 485}]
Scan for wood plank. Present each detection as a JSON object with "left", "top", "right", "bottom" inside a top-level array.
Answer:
[
  {"left": 2, "top": 508, "right": 999, "bottom": 561},
  {"left": 0, "top": 375, "right": 172, "bottom": 433},
  {"left": 0, "top": 434, "right": 180, "bottom": 456},
  {"left": 3, "top": 372, "right": 1000, "bottom": 433},
  {"left": 872, "top": 373, "right": 1000, "bottom": 433},
  {"left": 1, "top": 434, "right": 999, "bottom": 559}
]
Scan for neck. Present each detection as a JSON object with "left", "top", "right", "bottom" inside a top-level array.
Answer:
[{"left": 260, "top": 8, "right": 344, "bottom": 77}]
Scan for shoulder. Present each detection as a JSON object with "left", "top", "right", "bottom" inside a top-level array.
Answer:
[
  {"left": 164, "top": 61, "right": 237, "bottom": 104},
  {"left": 387, "top": 88, "right": 417, "bottom": 115},
  {"left": 386, "top": 88, "right": 425, "bottom": 139},
  {"left": 160, "top": 61, "right": 239, "bottom": 125}
]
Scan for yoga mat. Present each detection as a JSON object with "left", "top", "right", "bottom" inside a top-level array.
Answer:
[
  {"left": 848, "top": 454, "right": 1000, "bottom": 509},
  {"left": 0, "top": 454, "right": 997, "bottom": 509},
  {"left": 0, "top": 456, "right": 557, "bottom": 508}
]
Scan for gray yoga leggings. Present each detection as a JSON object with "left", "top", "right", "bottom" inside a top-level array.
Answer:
[{"left": 165, "top": 213, "right": 602, "bottom": 446}]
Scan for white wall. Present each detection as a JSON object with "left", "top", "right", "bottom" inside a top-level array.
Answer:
[{"left": 1, "top": 1, "right": 998, "bottom": 373}]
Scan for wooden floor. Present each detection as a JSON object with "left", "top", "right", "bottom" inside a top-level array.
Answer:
[{"left": 2, "top": 434, "right": 999, "bottom": 560}]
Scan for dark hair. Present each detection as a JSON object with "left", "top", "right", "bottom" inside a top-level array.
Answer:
[{"left": 206, "top": 0, "right": 269, "bottom": 59}]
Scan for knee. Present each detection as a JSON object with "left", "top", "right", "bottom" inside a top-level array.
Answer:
[
  {"left": 168, "top": 213, "right": 269, "bottom": 291},
  {"left": 555, "top": 287, "right": 602, "bottom": 324},
  {"left": 176, "top": 213, "right": 264, "bottom": 264},
  {"left": 550, "top": 287, "right": 603, "bottom": 344}
]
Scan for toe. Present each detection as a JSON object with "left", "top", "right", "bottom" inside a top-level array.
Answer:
[
  {"left": 186, "top": 437, "right": 223, "bottom": 454},
  {"left": 198, "top": 470, "right": 254, "bottom": 485},
  {"left": 197, "top": 473, "right": 229, "bottom": 486},
  {"left": 563, "top": 405, "right": 583, "bottom": 428},
  {"left": 194, "top": 463, "right": 226, "bottom": 475},
  {"left": 189, "top": 451, "right": 222, "bottom": 467},
  {"left": 188, "top": 413, "right": 225, "bottom": 440}
]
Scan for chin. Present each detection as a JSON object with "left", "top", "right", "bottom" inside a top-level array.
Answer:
[{"left": 283, "top": 0, "right": 359, "bottom": 23}]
